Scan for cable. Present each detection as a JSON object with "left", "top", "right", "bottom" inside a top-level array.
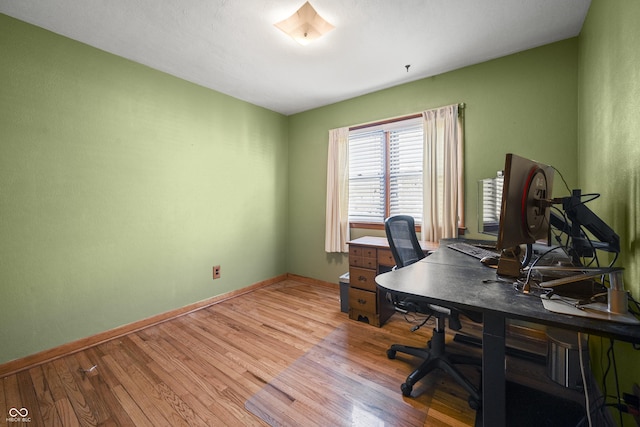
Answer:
[
  {"left": 575, "top": 395, "right": 607, "bottom": 427},
  {"left": 609, "top": 252, "right": 619, "bottom": 268},
  {"left": 579, "top": 338, "right": 631, "bottom": 427},
  {"left": 579, "top": 227, "right": 599, "bottom": 267},
  {"left": 568, "top": 193, "right": 601, "bottom": 209},
  {"left": 611, "top": 340, "right": 624, "bottom": 427},
  {"left": 602, "top": 339, "right": 613, "bottom": 403},
  {"left": 402, "top": 310, "right": 425, "bottom": 323},
  {"left": 578, "top": 332, "right": 592, "bottom": 427},
  {"left": 518, "top": 245, "right": 572, "bottom": 292},
  {"left": 597, "top": 338, "right": 628, "bottom": 426},
  {"left": 552, "top": 165, "right": 572, "bottom": 194},
  {"left": 627, "top": 295, "right": 640, "bottom": 328},
  {"left": 411, "top": 315, "right": 431, "bottom": 332},
  {"left": 399, "top": 300, "right": 434, "bottom": 331},
  {"left": 550, "top": 205, "right": 570, "bottom": 248}
]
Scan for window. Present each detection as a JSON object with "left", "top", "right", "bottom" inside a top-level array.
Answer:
[
  {"left": 348, "top": 117, "right": 423, "bottom": 225},
  {"left": 479, "top": 174, "right": 504, "bottom": 235}
]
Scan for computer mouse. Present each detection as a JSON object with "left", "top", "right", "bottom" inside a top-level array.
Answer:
[{"left": 480, "top": 255, "right": 500, "bottom": 267}]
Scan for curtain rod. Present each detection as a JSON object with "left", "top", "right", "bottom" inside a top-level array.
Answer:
[{"left": 349, "top": 103, "right": 465, "bottom": 131}]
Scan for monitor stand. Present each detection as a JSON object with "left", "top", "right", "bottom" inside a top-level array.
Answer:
[{"left": 496, "top": 245, "right": 530, "bottom": 277}]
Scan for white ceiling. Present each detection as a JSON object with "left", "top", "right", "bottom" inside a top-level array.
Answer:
[{"left": 0, "top": 0, "right": 591, "bottom": 115}]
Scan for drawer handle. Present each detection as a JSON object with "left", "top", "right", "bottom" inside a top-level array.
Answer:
[
  {"left": 358, "top": 275, "right": 367, "bottom": 282},
  {"left": 357, "top": 298, "right": 367, "bottom": 305}
]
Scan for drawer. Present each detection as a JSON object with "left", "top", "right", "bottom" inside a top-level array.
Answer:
[
  {"left": 360, "top": 247, "right": 376, "bottom": 258},
  {"left": 378, "top": 249, "right": 396, "bottom": 267},
  {"left": 349, "top": 245, "right": 362, "bottom": 258},
  {"left": 348, "top": 287, "right": 377, "bottom": 314},
  {"left": 352, "top": 256, "right": 377, "bottom": 269},
  {"left": 348, "top": 307, "right": 381, "bottom": 327},
  {"left": 349, "top": 267, "right": 377, "bottom": 291}
]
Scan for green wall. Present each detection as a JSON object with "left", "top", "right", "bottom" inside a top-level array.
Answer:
[
  {"left": 0, "top": 14, "right": 289, "bottom": 364},
  {"left": 287, "top": 39, "right": 579, "bottom": 284},
  {"left": 578, "top": 1, "right": 640, "bottom": 423}
]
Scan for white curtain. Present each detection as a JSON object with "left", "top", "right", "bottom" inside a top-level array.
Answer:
[
  {"left": 422, "top": 104, "right": 464, "bottom": 242},
  {"left": 325, "top": 127, "right": 350, "bottom": 252}
]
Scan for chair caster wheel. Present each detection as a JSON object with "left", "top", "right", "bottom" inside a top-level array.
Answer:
[
  {"left": 468, "top": 397, "right": 481, "bottom": 410},
  {"left": 401, "top": 382, "right": 412, "bottom": 397},
  {"left": 387, "top": 349, "right": 396, "bottom": 359}
]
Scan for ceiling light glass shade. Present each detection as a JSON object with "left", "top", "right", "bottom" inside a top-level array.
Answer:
[{"left": 274, "top": 1, "right": 335, "bottom": 45}]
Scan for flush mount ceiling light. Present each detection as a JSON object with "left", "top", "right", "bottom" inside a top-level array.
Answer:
[{"left": 274, "top": 1, "right": 335, "bottom": 45}]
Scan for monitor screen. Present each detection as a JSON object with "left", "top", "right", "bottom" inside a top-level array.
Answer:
[{"left": 497, "top": 153, "right": 554, "bottom": 251}]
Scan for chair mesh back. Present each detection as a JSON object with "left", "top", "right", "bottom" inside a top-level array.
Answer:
[{"left": 385, "top": 215, "right": 426, "bottom": 268}]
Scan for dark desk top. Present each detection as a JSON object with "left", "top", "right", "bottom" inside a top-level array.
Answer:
[{"left": 375, "top": 240, "right": 640, "bottom": 344}]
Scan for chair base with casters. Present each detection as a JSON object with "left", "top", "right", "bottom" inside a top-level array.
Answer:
[
  {"left": 383, "top": 215, "right": 482, "bottom": 410},
  {"left": 386, "top": 314, "right": 482, "bottom": 410}
]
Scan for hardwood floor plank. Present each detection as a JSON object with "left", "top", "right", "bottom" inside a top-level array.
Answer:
[
  {"left": 109, "top": 384, "right": 154, "bottom": 426},
  {"left": 145, "top": 361, "right": 229, "bottom": 426},
  {"left": 80, "top": 347, "right": 137, "bottom": 426},
  {"left": 0, "top": 376, "right": 8, "bottom": 423},
  {"left": 134, "top": 332, "right": 214, "bottom": 394},
  {"left": 118, "top": 334, "right": 217, "bottom": 427},
  {"left": 150, "top": 323, "right": 269, "bottom": 426},
  {"left": 63, "top": 352, "right": 111, "bottom": 425},
  {"left": 3, "top": 375, "right": 21, "bottom": 422},
  {"left": 52, "top": 398, "right": 82, "bottom": 427},
  {"left": 185, "top": 310, "right": 302, "bottom": 371},
  {"left": 41, "top": 362, "right": 82, "bottom": 427},
  {"left": 143, "top": 317, "right": 270, "bottom": 427},
  {"left": 151, "top": 324, "right": 243, "bottom": 395},
  {"left": 98, "top": 352, "right": 178, "bottom": 427},
  {"left": 51, "top": 358, "right": 99, "bottom": 426},
  {"left": 16, "top": 369, "right": 44, "bottom": 425},
  {"left": 28, "top": 366, "right": 62, "bottom": 427},
  {"left": 154, "top": 380, "right": 209, "bottom": 427}
]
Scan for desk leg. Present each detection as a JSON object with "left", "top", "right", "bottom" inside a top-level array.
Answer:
[{"left": 481, "top": 312, "right": 506, "bottom": 427}]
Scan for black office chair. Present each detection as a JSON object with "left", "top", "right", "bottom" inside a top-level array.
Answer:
[{"left": 384, "top": 215, "right": 482, "bottom": 409}]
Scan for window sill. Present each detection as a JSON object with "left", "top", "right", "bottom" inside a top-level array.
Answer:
[
  {"left": 349, "top": 222, "right": 466, "bottom": 235},
  {"left": 350, "top": 222, "right": 422, "bottom": 232}
]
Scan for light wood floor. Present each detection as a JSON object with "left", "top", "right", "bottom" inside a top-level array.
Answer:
[{"left": 1, "top": 279, "right": 588, "bottom": 426}]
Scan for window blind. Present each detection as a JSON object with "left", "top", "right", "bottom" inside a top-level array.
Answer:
[
  {"left": 389, "top": 125, "right": 423, "bottom": 222},
  {"left": 348, "top": 130, "right": 385, "bottom": 223}
]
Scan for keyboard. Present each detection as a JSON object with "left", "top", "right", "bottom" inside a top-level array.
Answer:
[{"left": 447, "top": 241, "right": 498, "bottom": 260}]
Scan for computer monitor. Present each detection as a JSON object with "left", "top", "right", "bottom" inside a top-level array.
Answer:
[{"left": 497, "top": 153, "right": 554, "bottom": 251}]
